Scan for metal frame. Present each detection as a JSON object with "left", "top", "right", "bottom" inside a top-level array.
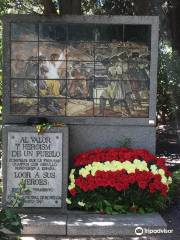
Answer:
[{"left": 3, "top": 15, "right": 159, "bottom": 126}]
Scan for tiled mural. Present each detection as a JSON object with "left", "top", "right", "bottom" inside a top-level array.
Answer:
[{"left": 10, "top": 23, "right": 151, "bottom": 117}]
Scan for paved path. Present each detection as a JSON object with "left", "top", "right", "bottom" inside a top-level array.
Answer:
[
  {"left": 19, "top": 203, "right": 180, "bottom": 240},
  {"left": 20, "top": 236, "right": 179, "bottom": 240}
]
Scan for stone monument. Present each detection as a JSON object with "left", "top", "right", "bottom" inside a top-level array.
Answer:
[
  {"left": 1, "top": 14, "right": 168, "bottom": 238},
  {"left": 2, "top": 14, "right": 159, "bottom": 209}
]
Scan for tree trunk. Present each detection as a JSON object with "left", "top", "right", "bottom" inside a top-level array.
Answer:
[
  {"left": 40, "top": 0, "right": 58, "bottom": 15},
  {"left": 60, "top": 0, "right": 72, "bottom": 15},
  {"left": 168, "top": 1, "right": 180, "bottom": 52},
  {"left": 134, "top": 0, "right": 151, "bottom": 15},
  {"left": 72, "top": 0, "right": 82, "bottom": 14},
  {"left": 60, "top": 0, "right": 82, "bottom": 15}
]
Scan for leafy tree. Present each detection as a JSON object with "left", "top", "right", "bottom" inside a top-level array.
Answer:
[
  {"left": 0, "top": 0, "right": 170, "bottom": 16},
  {"left": 0, "top": 0, "right": 81, "bottom": 16},
  {"left": 157, "top": 45, "right": 180, "bottom": 124}
]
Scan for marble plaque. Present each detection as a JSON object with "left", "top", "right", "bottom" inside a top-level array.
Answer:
[{"left": 6, "top": 132, "right": 63, "bottom": 207}]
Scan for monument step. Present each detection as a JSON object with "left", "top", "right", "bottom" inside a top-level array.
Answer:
[
  {"left": 21, "top": 214, "right": 67, "bottom": 236},
  {"left": 21, "top": 212, "right": 167, "bottom": 237},
  {"left": 20, "top": 238, "right": 138, "bottom": 240}
]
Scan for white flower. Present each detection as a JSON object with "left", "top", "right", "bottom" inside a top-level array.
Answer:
[
  {"left": 66, "top": 198, "right": 72, "bottom": 205},
  {"left": 122, "top": 161, "right": 136, "bottom": 173},
  {"left": 79, "top": 168, "right": 89, "bottom": 178},
  {"left": 85, "top": 165, "right": 92, "bottom": 171},
  {"left": 150, "top": 165, "right": 158, "bottom": 174},
  {"left": 159, "top": 169, "right": 165, "bottom": 176},
  {"left": 161, "top": 176, "right": 168, "bottom": 185},
  {"left": 167, "top": 177, "right": 172, "bottom": 185},
  {"left": 91, "top": 168, "right": 97, "bottom": 176},
  {"left": 69, "top": 169, "right": 75, "bottom": 181},
  {"left": 68, "top": 183, "right": 75, "bottom": 190},
  {"left": 133, "top": 159, "right": 142, "bottom": 166},
  {"left": 78, "top": 201, "right": 85, "bottom": 207}
]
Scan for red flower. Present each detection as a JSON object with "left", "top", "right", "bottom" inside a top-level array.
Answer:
[
  {"left": 138, "top": 181, "right": 147, "bottom": 189},
  {"left": 153, "top": 174, "right": 161, "bottom": 182},
  {"left": 71, "top": 148, "right": 171, "bottom": 199},
  {"left": 115, "top": 183, "right": 124, "bottom": 191},
  {"left": 72, "top": 165, "right": 170, "bottom": 197},
  {"left": 149, "top": 183, "right": 156, "bottom": 193},
  {"left": 128, "top": 174, "right": 136, "bottom": 184},
  {"left": 69, "top": 188, "right": 77, "bottom": 197},
  {"left": 73, "top": 147, "right": 165, "bottom": 167},
  {"left": 161, "top": 190, "right": 168, "bottom": 197}
]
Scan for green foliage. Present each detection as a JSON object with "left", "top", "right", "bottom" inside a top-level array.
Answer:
[
  {"left": 0, "top": 0, "right": 43, "bottom": 16},
  {"left": 0, "top": 40, "right": 2, "bottom": 70},
  {"left": 6, "top": 179, "right": 30, "bottom": 208},
  {"left": 0, "top": 183, "right": 2, "bottom": 195},
  {"left": 0, "top": 70, "right": 2, "bottom": 98},
  {"left": 157, "top": 44, "right": 180, "bottom": 124},
  {"left": 0, "top": 209, "right": 22, "bottom": 240},
  {"left": 69, "top": 186, "right": 172, "bottom": 214},
  {"left": 172, "top": 168, "right": 180, "bottom": 198},
  {"left": 0, "top": 179, "right": 30, "bottom": 240},
  {"left": 173, "top": 169, "right": 180, "bottom": 182},
  {"left": 101, "top": 0, "right": 134, "bottom": 15}
]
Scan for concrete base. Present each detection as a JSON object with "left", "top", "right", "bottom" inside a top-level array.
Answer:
[{"left": 21, "top": 212, "right": 167, "bottom": 237}]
